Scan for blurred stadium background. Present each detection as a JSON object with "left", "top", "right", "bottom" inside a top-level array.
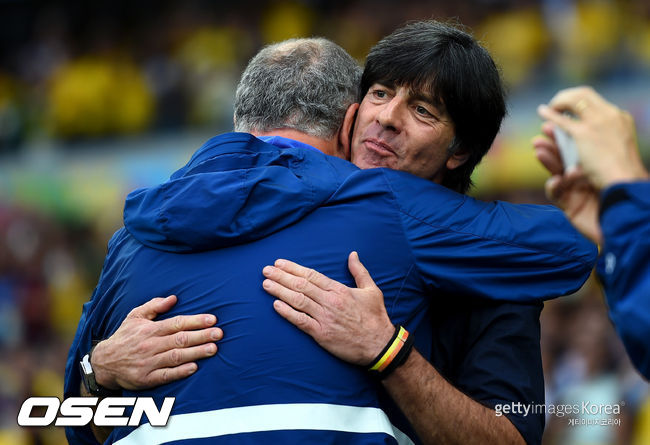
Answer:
[{"left": 1, "top": 0, "right": 649, "bottom": 444}]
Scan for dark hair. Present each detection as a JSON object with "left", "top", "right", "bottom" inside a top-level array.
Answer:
[
  {"left": 234, "top": 38, "right": 361, "bottom": 139},
  {"left": 361, "top": 20, "right": 507, "bottom": 193}
]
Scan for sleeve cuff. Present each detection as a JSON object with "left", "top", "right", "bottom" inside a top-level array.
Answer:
[{"left": 599, "top": 181, "right": 650, "bottom": 221}]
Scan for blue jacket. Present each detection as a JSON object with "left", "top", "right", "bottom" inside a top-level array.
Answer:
[
  {"left": 65, "top": 133, "right": 597, "bottom": 444},
  {"left": 597, "top": 181, "right": 650, "bottom": 379}
]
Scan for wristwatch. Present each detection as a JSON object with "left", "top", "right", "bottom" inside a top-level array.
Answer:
[{"left": 79, "top": 344, "right": 120, "bottom": 397}]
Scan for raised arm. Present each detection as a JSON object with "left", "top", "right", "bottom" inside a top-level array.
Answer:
[{"left": 535, "top": 86, "right": 650, "bottom": 378}]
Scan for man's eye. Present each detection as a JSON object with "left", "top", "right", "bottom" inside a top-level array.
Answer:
[
  {"left": 373, "top": 90, "right": 386, "bottom": 98},
  {"left": 415, "top": 105, "right": 432, "bottom": 116}
]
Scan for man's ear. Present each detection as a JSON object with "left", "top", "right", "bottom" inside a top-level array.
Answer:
[
  {"left": 445, "top": 140, "right": 470, "bottom": 170},
  {"left": 446, "top": 150, "right": 470, "bottom": 170},
  {"left": 337, "top": 103, "right": 359, "bottom": 160}
]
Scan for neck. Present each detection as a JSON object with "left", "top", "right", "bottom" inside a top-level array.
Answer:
[{"left": 252, "top": 129, "right": 339, "bottom": 157}]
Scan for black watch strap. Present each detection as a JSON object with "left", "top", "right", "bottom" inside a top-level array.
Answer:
[{"left": 79, "top": 345, "right": 120, "bottom": 398}]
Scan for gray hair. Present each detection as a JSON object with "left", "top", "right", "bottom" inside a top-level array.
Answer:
[{"left": 233, "top": 38, "right": 361, "bottom": 139}]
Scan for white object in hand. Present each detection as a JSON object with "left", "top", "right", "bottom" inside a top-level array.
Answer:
[{"left": 553, "top": 124, "right": 579, "bottom": 171}]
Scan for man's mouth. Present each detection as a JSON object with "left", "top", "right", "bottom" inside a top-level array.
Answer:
[{"left": 363, "top": 138, "right": 396, "bottom": 156}]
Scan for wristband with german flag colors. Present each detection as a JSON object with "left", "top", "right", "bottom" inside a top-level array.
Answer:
[{"left": 367, "top": 325, "right": 414, "bottom": 379}]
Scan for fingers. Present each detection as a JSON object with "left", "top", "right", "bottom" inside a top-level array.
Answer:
[
  {"left": 145, "top": 362, "right": 199, "bottom": 387},
  {"left": 272, "top": 300, "right": 320, "bottom": 336},
  {"left": 161, "top": 326, "right": 223, "bottom": 352},
  {"left": 547, "top": 86, "right": 605, "bottom": 117},
  {"left": 532, "top": 136, "right": 563, "bottom": 176},
  {"left": 155, "top": 342, "right": 218, "bottom": 370},
  {"left": 548, "top": 87, "right": 586, "bottom": 112},
  {"left": 544, "top": 175, "right": 563, "bottom": 202},
  {"left": 262, "top": 277, "right": 323, "bottom": 317},
  {"left": 544, "top": 169, "right": 587, "bottom": 204},
  {"left": 537, "top": 104, "right": 578, "bottom": 135},
  {"left": 156, "top": 313, "right": 218, "bottom": 336},
  {"left": 564, "top": 165, "right": 585, "bottom": 182},
  {"left": 271, "top": 259, "right": 335, "bottom": 291},
  {"left": 262, "top": 264, "right": 328, "bottom": 303},
  {"left": 540, "top": 121, "right": 557, "bottom": 140},
  {"left": 127, "top": 295, "right": 178, "bottom": 320},
  {"left": 347, "top": 252, "right": 376, "bottom": 289}
]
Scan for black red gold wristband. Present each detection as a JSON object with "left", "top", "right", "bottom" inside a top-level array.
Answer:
[{"left": 367, "top": 325, "right": 414, "bottom": 379}]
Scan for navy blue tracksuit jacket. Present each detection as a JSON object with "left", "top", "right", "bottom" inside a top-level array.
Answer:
[{"left": 65, "top": 133, "right": 597, "bottom": 444}]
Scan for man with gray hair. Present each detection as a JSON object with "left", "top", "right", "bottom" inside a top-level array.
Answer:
[
  {"left": 234, "top": 38, "right": 360, "bottom": 147},
  {"left": 65, "top": 35, "right": 595, "bottom": 444}
]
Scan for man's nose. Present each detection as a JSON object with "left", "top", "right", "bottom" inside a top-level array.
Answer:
[{"left": 376, "top": 96, "right": 404, "bottom": 132}]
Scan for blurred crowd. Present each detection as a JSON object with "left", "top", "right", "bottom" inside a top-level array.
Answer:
[
  {"left": 0, "top": 205, "right": 105, "bottom": 444},
  {"left": 1, "top": 0, "right": 650, "bottom": 444},
  {"left": 1, "top": 0, "right": 650, "bottom": 151}
]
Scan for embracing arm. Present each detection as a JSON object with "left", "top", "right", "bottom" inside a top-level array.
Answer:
[
  {"left": 263, "top": 253, "right": 524, "bottom": 444},
  {"left": 73, "top": 295, "right": 222, "bottom": 443},
  {"left": 90, "top": 295, "right": 222, "bottom": 391},
  {"left": 383, "top": 351, "right": 524, "bottom": 445},
  {"left": 383, "top": 170, "right": 597, "bottom": 302}
]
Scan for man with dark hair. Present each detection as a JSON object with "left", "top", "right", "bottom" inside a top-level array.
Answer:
[
  {"left": 66, "top": 25, "right": 594, "bottom": 445},
  {"left": 263, "top": 22, "right": 550, "bottom": 445},
  {"left": 353, "top": 21, "right": 506, "bottom": 193}
]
